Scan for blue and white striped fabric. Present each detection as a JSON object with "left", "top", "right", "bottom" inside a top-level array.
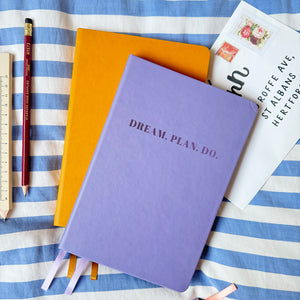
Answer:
[{"left": 0, "top": 0, "right": 299, "bottom": 299}]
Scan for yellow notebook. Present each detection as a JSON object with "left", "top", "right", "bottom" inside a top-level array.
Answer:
[{"left": 54, "top": 28, "right": 210, "bottom": 227}]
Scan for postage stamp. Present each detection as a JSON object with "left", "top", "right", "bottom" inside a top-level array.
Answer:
[{"left": 216, "top": 42, "right": 239, "bottom": 62}]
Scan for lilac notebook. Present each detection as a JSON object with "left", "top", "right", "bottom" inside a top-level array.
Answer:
[{"left": 59, "top": 55, "right": 257, "bottom": 292}]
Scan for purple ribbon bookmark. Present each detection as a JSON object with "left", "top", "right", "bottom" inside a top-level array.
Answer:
[
  {"left": 65, "top": 258, "right": 89, "bottom": 295},
  {"left": 41, "top": 250, "right": 67, "bottom": 291}
]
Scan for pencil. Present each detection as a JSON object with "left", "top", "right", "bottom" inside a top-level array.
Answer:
[{"left": 22, "top": 18, "right": 33, "bottom": 196}]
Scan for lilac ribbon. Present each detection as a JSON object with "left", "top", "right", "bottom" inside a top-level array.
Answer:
[
  {"left": 65, "top": 257, "right": 89, "bottom": 295},
  {"left": 41, "top": 250, "right": 67, "bottom": 291}
]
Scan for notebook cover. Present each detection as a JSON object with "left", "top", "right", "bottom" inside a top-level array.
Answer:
[
  {"left": 59, "top": 55, "right": 258, "bottom": 292},
  {"left": 54, "top": 28, "right": 210, "bottom": 227}
]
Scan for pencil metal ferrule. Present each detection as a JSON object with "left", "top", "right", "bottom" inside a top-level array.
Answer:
[{"left": 24, "top": 23, "right": 32, "bottom": 36}]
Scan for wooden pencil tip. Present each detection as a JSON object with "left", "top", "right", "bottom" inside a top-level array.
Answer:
[
  {"left": 0, "top": 210, "right": 9, "bottom": 220},
  {"left": 22, "top": 185, "right": 28, "bottom": 196}
]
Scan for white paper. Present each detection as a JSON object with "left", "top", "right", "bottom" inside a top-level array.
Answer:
[{"left": 208, "top": 1, "right": 300, "bottom": 209}]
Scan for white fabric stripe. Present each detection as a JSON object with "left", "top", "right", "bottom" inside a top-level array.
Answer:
[
  {"left": 1, "top": 10, "right": 300, "bottom": 34},
  {"left": 8, "top": 201, "right": 56, "bottom": 219},
  {"left": 1, "top": 22, "right": 298, "bottom": 64},
  {"left": 0, "top": 10, "right": 228, "bottom": 34},
  {"left": 0, "top": 261, "right": 71, "bottom": 282},
  {"left": 0, "top": 44, "right": 75, "bottom": 63},
  {"left": 261, "top": 176, "right": 300, "bottom": 193},
  {"left": 207, "top": 231, "right": 300, "bottom": 260},
  {"left": 284, "top": 144, "right": 300, "bottom": 161},
  {"left": 14, "top": 77, "right": 71, "bottom": 95},
  {"left": 198, "top": 259, "right": 300, "bottom": 292},
  {"left": 13, "top": 109, "right": 68, "bottom": 126},
  {"left": 12, "top": 170, "right": 60, "bottom": 187},
  {"left": 0, "top": 228, "right": 64, "bottom": 252},
  {"left": 0, "top": 260, "right": 121, "bottom": 282},
  {"left": 217, "top": 202, "right": 300, "bottom": 226},
  {"left": 13, "top": 140, "right": 64, "bottom": 156}
]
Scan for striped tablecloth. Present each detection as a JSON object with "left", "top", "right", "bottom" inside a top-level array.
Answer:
[{"left": 0, "top": 1, "right": 299, "bottom": 299}]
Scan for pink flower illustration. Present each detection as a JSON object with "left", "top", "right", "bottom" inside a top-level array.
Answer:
[
  {"left": 237, "top": 17, "right": 270, "bottom": 48},
  {"left": 240, "top": 25, "right": 252, "bottom": 38},
  {"left": 253, "top": 27, "right": 265, "bottom": 39},
  {"left": 247, "top": 20, "right": 253, "bottom": 27}
]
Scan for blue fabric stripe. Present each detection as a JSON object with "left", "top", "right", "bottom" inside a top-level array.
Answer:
[
  {"left": 13, "top": 156, "right": 62, "bottom": 172},
  {"left": 13, "top": 61, "right": 73, "bottom": 78},
  {"left": 25, "top": 157, "right": 295, "bottom": 178},
  {"left": 0, "top": 0, "right": 300, "bottom": 16},
  {"left": 11, "top": 189, "right": 300, "bottom": 210},
  {"left": 13, "top": 188, "right": 299, "bottom": 208},
  {"left": 13, "top": 125, "right": 66, "bottom": 141},
  {"left": 0, "top": 28, "right": 77, "bottom": 46},
  {"left": 212, "top": 216, "right": 300, "bottom": 242},
  {"left": 11, "top": 155, "right": 300, "bottom": 186},
  {"left": 13, "top": 186, "right": 58, "bottom": 203},
  {"left": 13, "top": 93, "right": 69, "bottom": 110},
  {"left": 272, "top": 161, "right": 300, "bottom": 176},
  {"left": 2, "top": 214, "right": 299, "bottom": 240},
  {"left": 201, "top": 246, "right": 300, "bottom": 276},
  {"left": 0, "top": 244, "right": 61, "bottom": 265},
  {"left": 249, "top": 191, "right": 300, "bottom": 209},
  {"left": 0, "top": 215, "right": 55, "bottom": 235},
  {"left": 0, "top": 27, "right": 217, "bottom": 48},
  {"left": 1, "top": 243, "right": 299, "bottom": 278}
]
